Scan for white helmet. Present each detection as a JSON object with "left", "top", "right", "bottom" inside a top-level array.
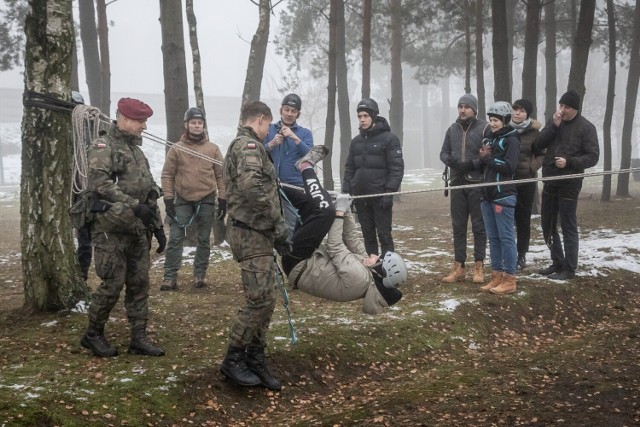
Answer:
[
  {"left": 381, "top": 251, "right": 408, "bottom": 288},
  {"left": 487, "top": 101, "right": 512, "bottom": 123}
]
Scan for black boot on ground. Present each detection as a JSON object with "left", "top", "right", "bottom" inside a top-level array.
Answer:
[
  {"left": 128, "top": 322, "right": 165, "bottom": 356},
  {"left": 81, "top": 323, "right": 118, "bottom": 357},
  {"left": 246, "top": 346, "right": 282, "bottom": 391},
  {"left": 220, "top": 346, "right": 261, "bottom": 387}
]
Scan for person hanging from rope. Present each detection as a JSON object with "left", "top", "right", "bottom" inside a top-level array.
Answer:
[
  {"left": 281, "top": 145, "right": 406, "bottom": 315},
  {"left": 160, "top": 107, "right": 226, "bottom": 290}
]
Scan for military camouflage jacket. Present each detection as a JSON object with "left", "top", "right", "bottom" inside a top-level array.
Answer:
[
  {"left": 224, "top": 126, "right": 285, "bottom": 232},
  {"left": 88, "top": 125, "right": 162, "bottom": 231}
]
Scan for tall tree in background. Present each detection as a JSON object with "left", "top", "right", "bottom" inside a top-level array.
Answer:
[
  {"left": 336, "top": 0, "right": 351, "bottom": 181},
  {"left": 0, "top": 0, "right": 27, "bottom": 71},
  {"left": 95, "top": 0, "right": 110, "bottom": 115},
  {"left": 616, "top": 0, "right": 640, "bottom": 198},
  {"left": 475, "top": 0, "right": 486, "bottom": 118},
  {"left": 544, "top": 0, "right": 557, "bottom": 122},
  {"left": 389, "top": 0, "right": 403, "bottom": 146},
  {"left": 492, "top": 0, "right": 511, "bottom": 101},
  {"left": 521, "top": 0, "right": 542, "bottom": 118},
  {"left": 566, "top": 0, "right": 596, "bottom": 99},
  {"left": 464, "top": 0, "right": 472, "bottom": 94},
  {"left": 361, "top": 0, "right": 372, "bottom": 99},
  {"left": 241, "top": 0, "right": 271, "bottom": 106},
  {"left": 601, "top": 0, "right": 617, "bottom": 202},
  {"left": 186, "top": 0, "right": 204, "bottom": 110},
  {"left": 323, "top": 0, "right": 338, "bottom": 189},
  {"left": 159, "top": 0, "right": 189, "bottom": 144},
  {"left": 78, "top": 0, "right": 102, "bottom": 109},
  {"left": 21, "top": 0, "right": 89, "bottom": 311}
]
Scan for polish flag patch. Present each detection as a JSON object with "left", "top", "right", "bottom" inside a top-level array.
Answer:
[
  {"left": 247, "top": 143, "right": 256, "bottom": 149},
  {"left": 96, "top": 143, "right": 107, "bottom": 148}
]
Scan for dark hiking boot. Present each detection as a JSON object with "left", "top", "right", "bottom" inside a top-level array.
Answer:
[
  {"left": 246, "top": 346, "right": 282, "bottom": 391},
  {"left": 517, "top": 254, "right": 527, "bottom": 270},
  {"left": 128, "top": 323, "right": 165, "bottom": 356},
  {"left": 538, "top": 264, "right": 561, "bottom": 276},
  {"left": 194, "top": 275, "right": 206, "bottom": 288},
  {"left": 220, "top": 346, "right": 261, "bottom": 387},
  {"left": 548, "top": 270, "right": 576, "bottom": 281},
  {"left": 81, "top": 324, "right": 118, "bottom": 357},
  {"left": 160, "top": 278, "right": 177, "bottom": 291},
  {"left": 295, "top": 145, "right": 329, "bottom": 171}
]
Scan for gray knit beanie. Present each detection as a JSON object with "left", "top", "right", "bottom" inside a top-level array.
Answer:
[{"left": 458, "top": 93, "right": 478, "bottom": 114}]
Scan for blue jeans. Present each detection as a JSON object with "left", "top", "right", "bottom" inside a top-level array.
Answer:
[{"left": 481, "top": 196, "right": 517, "bottom": 275}]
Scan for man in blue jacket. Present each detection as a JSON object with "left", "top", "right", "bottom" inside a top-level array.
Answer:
[{"left": 264, "top": 94, "right": 314, "bottom": 234}]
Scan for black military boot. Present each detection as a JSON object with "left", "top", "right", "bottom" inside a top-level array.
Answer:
[
  {"left": 128, "top": 322, "right": 165, "bottom": 356},
  {"left": 219, "top": 346, "right": 261, "bottom": 387},
  {"left": 246, "top": 346, "right": 282, "bottom": 391},
  {"left": 80, "top": 323, "right": 118, "bottom": 357}
]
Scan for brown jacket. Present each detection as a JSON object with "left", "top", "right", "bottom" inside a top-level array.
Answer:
[
  {"left": 161, "top": 135, "right": 226, "bottom": 202},
  {"left": 515, "top": 120, "right": 544, "bottom": 179}
]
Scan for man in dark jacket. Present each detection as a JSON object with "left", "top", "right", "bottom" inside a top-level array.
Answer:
[
  {"left": 342, "top": 98, "right": 404, "bottom": 257},
  {"left": 534, "top": 90, "right": 600, "bottom": 280}
]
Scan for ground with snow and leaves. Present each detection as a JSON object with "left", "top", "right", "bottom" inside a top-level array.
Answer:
[{"left": 1, "top": 174, "right": 639, "bottom": 426}]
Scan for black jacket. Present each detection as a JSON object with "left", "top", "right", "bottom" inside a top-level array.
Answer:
[{"left": 342, "top": 116, "right": 404, "bottom": 196}]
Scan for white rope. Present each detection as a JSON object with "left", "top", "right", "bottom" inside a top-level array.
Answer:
[{"left": 71, "top": 105, "right": 110, "bottom": 195}]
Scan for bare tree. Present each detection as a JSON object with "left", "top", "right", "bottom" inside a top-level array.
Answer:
[
  {"left": 240, "top": 0, "right": 271, "bottom": 107},
  {"left": 361, "top": 0, "right": 372, "bottom": 99},
  {"left": 323, "top": 0, "right": 338, "bottom": 189},
  {"left": 601, "top": 0, "right": 617, "bottom": 202},
  {"left": 337, "top": 0, "right": 351, "bottom": 182},
  {"left": 616, "top": 0, "right": 640, "bottom": 198},
  {"left": 566, "top": 0, "right": 596, "bottom": 99},
  {"left": 78, "top": 0, "right": 102, "bottom": 109},
  {"left": 544, "top": 0, "right": 557, "bottom": 122},
  {"left": 521, "top": 0, "right": 542, "bottom": 118},
  {"left": 389, "top": 0, "right": 403, "bottom": 146},
  {"left": 475, "top": 0, "right": 486, "bottom": 118},
  {"left": 159, "top": 0, "right": 189, "bottom": 144},
  {"left": 186, "top": 0, "right": 204, "bottom": 110},
  {"left": 492, "top": 0, "right": 511, "bottom": 101},
  {"left": 21, "top": 0, "right": 89, "bottom": 311},
  {"left": 96, "top": 0, "right": 110, "bottom": 115}
]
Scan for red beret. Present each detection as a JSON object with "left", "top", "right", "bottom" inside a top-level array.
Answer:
[{"left": 117, "top": 97, "right": 153, "bottom": 120}]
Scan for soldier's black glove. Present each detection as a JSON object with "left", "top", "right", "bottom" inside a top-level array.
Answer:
[
  {"left": 274, "top": 222, "right": 292, "bottom": 258},
  {"left": 378, "top": 195, "right": 393, "bottom": 210},
  {"left": 133, "top": 203, "right": 155, "bottom": 227},
  {"left": 217, "top": 198, "right": 227, "bottom": 221},
  {"left": 153, "top": 226, "right": 167, "bottom": 254},
  {"left": 90, "top": 200, "right": 111, "bottom": 213},
  {"left": 164, "top": 199, "right": 176, "bottom": 218}
]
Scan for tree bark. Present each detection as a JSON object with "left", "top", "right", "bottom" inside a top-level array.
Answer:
[
  {"left": 389, "top": 0, "right": 403, "bottom": 146},
  {"left": 566, "top": 0, "right": 596, "bottom": 100},
  {"left": 159, "top": 0, "right": 190, "bottom": 145},
  {"left": 21, "top": 0, "right": 90, "bottom": 311},
  {"left": 323, "top": 0, "right": 338, "bottom": 190},
  {"left": 475, "top": 0, "right": 486, "bottom": 118},
  {"left": 337, "top": 0, "right": 351, "bottom": 182},
  {"left": 616, "top": 0, "right": 640, "bottom": 198},
  {"left": 361, "top": 0, "right": 372, "bottom": 100},
  {"left": 464, "top": 0, "right": 472, "bottom": 94},
  {"left": 95, "top": 0, "right": 110, "bottom": 115},
  {"left": 240, "top": 0, "right": 270, "bottom": 108},
  {"left": 186, "top": 0, "right": 204, "bottom": 110},
  {"left": 492, "top": 0, "right": 511, "bottom": 101},
  {"left": 544, "top": 0, "right": 557, "bottom": 122},
  {"left": 78, "top": 0, "right": 101, "bottom": 109},
  {"left": 522, "top": 0, "right": 542, "bottom": 118},
  {"left": 601, "top": 0, "right": 616, "bottom": 202}
]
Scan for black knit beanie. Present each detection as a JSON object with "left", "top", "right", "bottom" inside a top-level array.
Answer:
[
  {"left": 559, "top": 90, "right": 581, "bottom": 110},
  {"left": 512, "top": 99, "right": 533, "bottom": 118}
]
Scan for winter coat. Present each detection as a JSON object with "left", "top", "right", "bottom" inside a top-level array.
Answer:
[
  {"left": 265, "top": 121, "right": 313, "bottom": 186},
  {"left": 161, "top": 134, "right": 226, "bottom": 202},
  {"left": 535, "top": 114, "right": 600, "bottom": 178},
  {"left": 440, "top": 118, "right": 491, "bottom": 183},
  {"left": 514, "top": 120, "right": 545, "bottom": 180},
  {"left": 342, "top": 116, "right": 404, "bottom": 196}
]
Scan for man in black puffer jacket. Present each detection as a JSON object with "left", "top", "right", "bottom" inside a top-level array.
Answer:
[{"left": 342, "top": 98, "right": 404, "bottom": 257}]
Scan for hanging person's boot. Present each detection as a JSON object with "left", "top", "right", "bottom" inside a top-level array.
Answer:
[
  {"left": 246, "top": 346, "right": 282, "bottom": 391},
  {"left": 220, "top": 345, "right": 261, "bottom": 387},
  {"left": 80, "top": 322, "right": 118, "bottom": 357},
  {"left": 128, "top": 321, "right": 165, "bottom": 356}
]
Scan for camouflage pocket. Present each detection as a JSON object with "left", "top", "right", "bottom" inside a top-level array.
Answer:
[
  {"left": 94, "top": 202, "right": 147, "bottom": 235},
  {"left": 68, "top": 191, "right": 98, "bottom": 229},
  {"left": 93, "top": 235, "right": 119, "bottom": 279}
]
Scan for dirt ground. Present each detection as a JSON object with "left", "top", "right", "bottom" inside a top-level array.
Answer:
[{"left": 1, "top": 179, "right": 640, "bottom": 426}]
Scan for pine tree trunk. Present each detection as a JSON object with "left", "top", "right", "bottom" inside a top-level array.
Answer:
[
  {"left": 567, "top": 0, "right": 596, "bottom": 99},
  {"left": 464, "top": 1, "right": 472, "bottom": 95},
  {"left": 616, "top": 0, "right": 640, "bottom": 198},
  {"left": 544, "top": 0, "right": 557, "bottom": 123},
  {"left": 601, "top": 0, "right": 616, "bottom": 202},
  {"left": 475, "top": 0, "right": 486, "bottom": 119},
  {"left": 337, "top": 0, "right": 351, "bottom": 184},
  {"left": 78, "top": 0, "right": 102, "bottom": 109},
  {"left": 21, "top": 0, "right": 90, "bottom": 311},
  {"left": 389, "top": 0, "right": 403, "bottom": 146},
  {"left": 95, "top": 0, "right": 110, "bottom": 115},
  {"left": 240, "top": 0, "right": 270, "bottom": 107},
  {"left": 323, "top": 0, "right": 338, "bottom": 190},
  {"left": 361, "top": 0, "right": 372, "bottom": 100},
  {"left": 492, "top": 0, "right": 511, "bottom": 101},
  {"left": 186, "top": 0, "right": 204, "bottom": 110},
  {"left": 522, "top": 0, "right": 542, "bottom": 118}
]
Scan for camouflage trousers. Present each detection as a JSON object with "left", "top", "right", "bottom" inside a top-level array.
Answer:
[
  {"left": 88, "top": 231, "right": 151, "bottom": 327},
  {"left": 226, "top": 224, "right": 276, "bottom": 348}
]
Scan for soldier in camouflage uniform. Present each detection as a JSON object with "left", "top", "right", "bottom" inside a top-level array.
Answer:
[
  {"left": 219, "top": 101, "right": 291, "bottom": 391},
  {"left": 80, "top": 97, "right": 167, "bottom": 358}
]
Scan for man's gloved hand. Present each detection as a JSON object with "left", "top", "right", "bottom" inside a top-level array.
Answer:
[
  {"left": 153, "top": 227, "right": 167, "bottom": 254},
  {"left": 132, "top": 203, "right": 155, "bottom": 227},
  {"left": 90, "top": 200, "right": 111, "bottom": 213},
  {"left": 445, "top": 156, "right": 459, "bottom": 169},
  {"left": 274, "top": 222, "right": 292, "bottom": 257},
  {"left": 164, "top": 199, "right": 175, "bottom": 218},
  {"left": 217, "top": 198, "right": 227, "bottom": 221},
  {"left": 335, "top": 193, "right": 352, "bottom": 212},
  {"left": 378, "top": 195, "right": 393, "bottom": 210}
]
